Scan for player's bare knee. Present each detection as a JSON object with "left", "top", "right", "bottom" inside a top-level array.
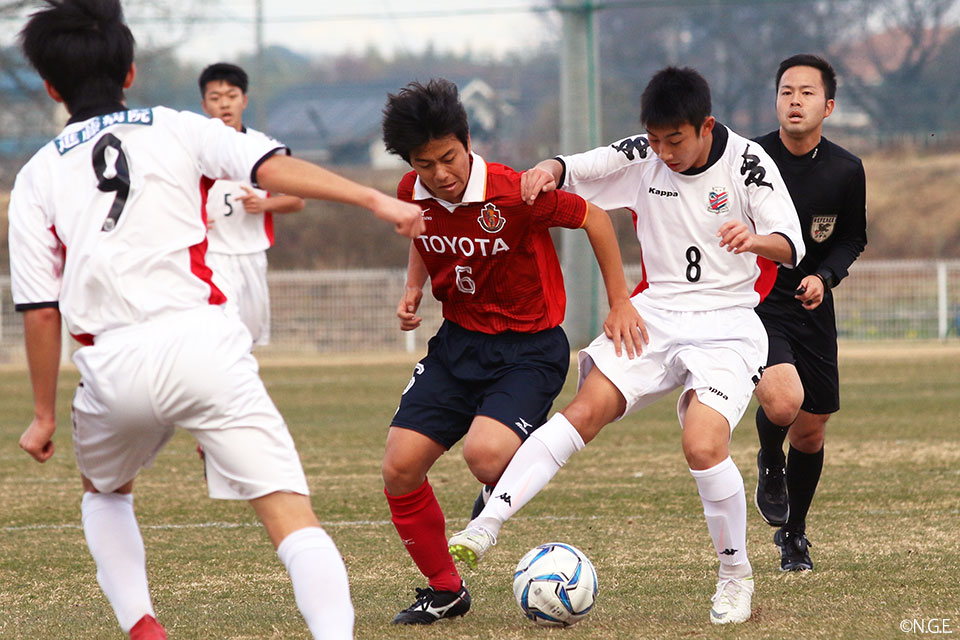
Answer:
[
  {"left": 761, "top": 397, "right": 801, "bottom": 427},
  {"left": 381, "top": 457, "right": 424, "bottom": 495},
  {"left": 682, "top": 441, "right": 727, "bottom": 470},
  {"left": 463, "top": 446, "right": 509, "bottom": 485}
]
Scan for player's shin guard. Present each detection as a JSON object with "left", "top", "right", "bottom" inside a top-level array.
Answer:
[
  {"left": 472, "top": 413, "right": 585, "bottom": 539},
  {"left": 81, "top": 492, "right": 156, "bottom": 632},
  {"left": 386, "top": 479, "right": 461, "bottom": 592},
  {"left": 691, "top": 457, "right": 752, "bottom": 580},
  {"left": 277, "top": 526, "right": 354, "bottom": 640}
]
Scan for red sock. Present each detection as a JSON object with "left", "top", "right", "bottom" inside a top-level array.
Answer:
[{"left": 385, "top": 479, "right": 462, "bottom": 592}]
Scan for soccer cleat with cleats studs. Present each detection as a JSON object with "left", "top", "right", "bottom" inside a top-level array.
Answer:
[
  {"left": 448, "top": 526, "right": 496, "bottom": 569},
  {"left": 755, "top": 449, "right": 789, "bottom": 526},
  {"left": 391, "top": 584, "right": 471, "bottom": 625},
  {"left": 129, "top": 614, "right": 167, "bottom": 640},
  {"left": 774, "top": 527, "right": 814, "bottom": 571},
  {"left": 709, "top": 576, "right": 754, "bottom": 625}
]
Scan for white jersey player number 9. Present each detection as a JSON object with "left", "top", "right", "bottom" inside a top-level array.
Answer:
[{"left": 92, "top": 133, "right": 130, "bottom": 232}]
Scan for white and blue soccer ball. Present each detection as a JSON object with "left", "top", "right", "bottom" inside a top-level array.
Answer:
[{"left": 512, "top": 542, "right": 598, "bottom": 627}]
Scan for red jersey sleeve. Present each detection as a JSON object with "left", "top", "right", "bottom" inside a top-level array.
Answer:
[{"left": 528, "top": 188, "right": 588, "bottom": 231}]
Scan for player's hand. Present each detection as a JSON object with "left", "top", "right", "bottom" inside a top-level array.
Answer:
[
  {"left": 20, "top": 415, "right": 56, "bottom": 463},
  {"left": 238, "top": 185, "right": 267, "bottom": 213},
  {"left": 396, "top": 286, "right": 424, "bottom": 331},
  {"left": 603, "top": 298, "right": 648, "bottom": 359},
  {"left": 520, "top": 160, "right": 562, "bottom": 205},
  {"left": 717, "top": 220, "right": 757, "bottom": 254},
  {"left": 374, "top": 195, "right": 425, "bottom": 238},
  {"left": 206, "top": 218, "right": 215, "bottom": 230},
  {"left": 795, "top": 274, "right": 825, "bottom": 310}
]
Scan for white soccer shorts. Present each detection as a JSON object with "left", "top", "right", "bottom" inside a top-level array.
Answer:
[
  {"left": 207, "top": 250, "right": 271, "bottom": 346},
  {"left": 578, "top": 296, "right": 767, "bottom": 431},
  {"left": 71, "top": 306, "right": 307, "bottom": 499}
]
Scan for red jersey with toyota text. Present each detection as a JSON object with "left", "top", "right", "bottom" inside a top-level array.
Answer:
[{"left": 398, "top": 153, "right": 588, "bottom": 334}]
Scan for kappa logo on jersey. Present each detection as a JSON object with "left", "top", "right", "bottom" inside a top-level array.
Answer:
[
  {"left": 612, "top": 136, "right": 651, "bottom": 161},
  {"left": 811, "top": 215, "right": 837, "bottom": 243},
  {"left": 478, "top": 203, "right": 506, "bottom": 233},
  {"left": 649, "top": 187, "right": 678, "bottom": 198},
  {"left": 707, "top": 187, "right": 729, "bottom": 214},
  {"left": 739, "top": 145, "right": 773, "bottom": 190}
]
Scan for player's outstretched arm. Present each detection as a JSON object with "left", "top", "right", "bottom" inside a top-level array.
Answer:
[
  {"left": 397, "top": 244, "right": 428, "bottom": 331},
  {"left": 20, "top": 307, "right": 61, "bottom": 463},
  {"left": 582, "top": 202, "right": 648, "bottom": 358},
  {"left": 520, "top": 159, "right": 564, "bottom": 205},
  {"left": 237, "top": 185, "right": 305, "bottom": 214},
  {"left": 254, "top": 155, "right": 425, "bottom": 238}
]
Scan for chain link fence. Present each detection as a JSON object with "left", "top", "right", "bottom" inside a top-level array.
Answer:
[{"left": 2, "top": 259, "right": 959, "bottom": 365}]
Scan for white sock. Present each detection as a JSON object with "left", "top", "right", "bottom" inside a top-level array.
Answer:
[
  {"left": 472, "top": 413, "right": 585, "bottom": 539},
  {"left": 81, "top": 492, "right": 155, "bottom": 632},
  {"left": 690, "top": 457, "right": 752, "bottom": 580},
  {"left": 277, "top": 527, "right": 354, "bottom": 640}
]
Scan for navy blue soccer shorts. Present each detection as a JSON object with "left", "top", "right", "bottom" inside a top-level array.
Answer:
[{"left": 391, "top": 320, "right": 570, "bottom": 449}]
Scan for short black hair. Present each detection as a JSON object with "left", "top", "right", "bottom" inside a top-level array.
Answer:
[
  {"left": 382, "top": 78, "right": 470, "bottom": 164},
  {"left": 199, "top": 62, "right": 249, "bottom": 96},
  {"left": 19, "top": 0, "right": 135, "bottom": 114},
  {"left": 640, "top": 67, "right": 712, "bottom": 132},
  {"left": 776, "top": 54, "right": 837, "bottom": 101}
]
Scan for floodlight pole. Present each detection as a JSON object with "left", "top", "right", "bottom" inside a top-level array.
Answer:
[
  {"left": 559, "top": 0, "right": 602, "bottom": 348},
  {"left": 254, "top": 0, "right": 265, "bottom": 131}
]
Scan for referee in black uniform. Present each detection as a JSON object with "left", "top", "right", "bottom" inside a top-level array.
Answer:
[{"left": 752, "top": 54, "right": 868, "bottom": 571}]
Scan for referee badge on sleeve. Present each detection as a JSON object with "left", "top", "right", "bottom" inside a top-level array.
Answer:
[{"left": 811, "top": 215, "right": 837, "bottom": 243}]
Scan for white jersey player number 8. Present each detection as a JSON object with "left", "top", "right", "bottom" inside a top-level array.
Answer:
[{"left": 92, "top": 133, "right": 130, "bottom": 232}]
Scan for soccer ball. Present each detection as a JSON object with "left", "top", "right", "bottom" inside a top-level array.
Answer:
[{"left": 513, "top": 542, "right": 598, "bottom": 627}]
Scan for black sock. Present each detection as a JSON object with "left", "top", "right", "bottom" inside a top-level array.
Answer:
[
  {"left": 756, "top": 406, "right": 790, "bottom": 466},
  {"left": 785, "top": 445, "right": 824, "bottom": 532}
]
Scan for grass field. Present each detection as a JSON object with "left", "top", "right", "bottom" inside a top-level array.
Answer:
[{"left": 1, "top": 343, "right": 958, "bottom": 639}]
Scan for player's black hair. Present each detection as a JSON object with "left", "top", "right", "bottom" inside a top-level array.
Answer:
[
  {"left": 199, "top": 62, "right": 249, "bottom": 96},
  {"left": 19, "top": 0, "right": 135, "bottom": 114},
  {"left": 640, "top": 67, "right": 712, "bottom": 133},
  {"left": 382, "top": 78, "right": 470, "bottom": 164},
  {"left": 776, "top": 54, "right": 837, "bottom": 101}
]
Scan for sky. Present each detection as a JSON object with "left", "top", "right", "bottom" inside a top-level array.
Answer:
[{"left": 135, "top": 0, "right": 556, "bottom": 63}]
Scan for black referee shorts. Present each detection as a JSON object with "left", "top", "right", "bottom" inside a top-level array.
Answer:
[
  {"left": 758, "top": 304, "right": 840, "bottom": 415},
  {"left": 390, "top": 320, "right": 570, "bottom": 449}
]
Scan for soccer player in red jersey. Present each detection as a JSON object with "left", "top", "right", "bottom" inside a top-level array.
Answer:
[{"left": 380, "top": 78, "right": 645, "bottom": 624}]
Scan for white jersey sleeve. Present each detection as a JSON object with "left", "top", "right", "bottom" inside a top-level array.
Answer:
[
  {"left": 560, "top": 135, "right": 656, "bottom": 210},
  {"left": 8, "top": 106, "right": 286, "bottom": 342}
]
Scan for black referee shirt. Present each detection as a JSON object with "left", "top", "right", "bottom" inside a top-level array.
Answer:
[{"left": 754, "top": 131, "right": 867, "bottom": 318}]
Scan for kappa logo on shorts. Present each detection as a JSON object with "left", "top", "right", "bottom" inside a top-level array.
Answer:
[
  {"left": 707, "top": 186, "right": 730, "bottom": 214},
  {"left": 811, "top": 215, "right": 837, "bottom": 243},
  {"left": 708, "top": 386, "right": 729, "bottom": 401},
  {"left": 477, "top": 203, "right": 506, "bottom": 233}
]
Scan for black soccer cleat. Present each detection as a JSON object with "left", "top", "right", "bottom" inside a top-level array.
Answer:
[
  {"left": 774, "top": 527, "right": 814, "bottom": 572},
  {"left": 392, "top": 584, "right": 471, "bottom": 625},
  {"left": 470, "top": 484, "right": 494, "bottom": 520},
  {"left": 755, "top": 450, "right": 789, "bottom": 526}
]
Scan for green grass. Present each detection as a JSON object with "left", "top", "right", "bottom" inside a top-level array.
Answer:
[{"left": 1, "top": 344, "right": 959, "bottom": 639}]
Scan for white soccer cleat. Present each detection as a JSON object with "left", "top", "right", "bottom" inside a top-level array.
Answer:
[
  {"left": 448, "top": 526, "right": 496, "bottom": 569},
  {"left": 709, "top": 576, "right": 754, "bottom": 624}
]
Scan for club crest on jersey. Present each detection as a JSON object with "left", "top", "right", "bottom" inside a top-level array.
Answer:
[
  {"left": 478, "top": 203, "right": 506, "bottom": 233},
  {"left": 707, "top": 187, "right": 729, "bottom": 214},
  {"left": 811, "top": 215, "right": 837, "bottom": 243}
]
